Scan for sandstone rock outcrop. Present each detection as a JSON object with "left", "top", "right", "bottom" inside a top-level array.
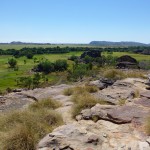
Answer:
[{"left": 1, "top": 78, "right": 150, "bottom": 150}]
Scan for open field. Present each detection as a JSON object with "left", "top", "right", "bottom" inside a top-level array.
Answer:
[
  {"left": 0, "top": 52, "right": 82, "bottom": 92},
  {"left": 0, "top": 44, "right": 104, "bottom": 50},
  {"left": 0, "top": 51, "right": 149, "bottom": 92},
  {"left": 103, "top": 52, "right": 150, "bottom": 61}
]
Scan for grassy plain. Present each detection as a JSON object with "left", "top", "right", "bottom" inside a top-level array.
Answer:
[
  {"left": 0, "top": 50, "right": 149, "bottom": 92},
  {"left": 0, "top": 52, "right": 82, "bottom": 92},
  {"left": 0, "top": 44, "right": 100, "bottom": 50},
  {"left": 103, "top": 52, "right": 150, "bottom": 61}
]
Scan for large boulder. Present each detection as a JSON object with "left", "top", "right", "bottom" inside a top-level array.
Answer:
[
  {"left": 88, "top": 78, "right": 115, "bottom": 90},
  {"left": 77, "top": 103, "right": 150, "bottom": 126},
  {"left": 117, "top": 55, "right": 137, "bottom": 63},
  {"left": 38, "top": 119, "right": 150, "bottom": 150},
  {"left": 116, "top": 55, "right": 139, "bottom": 69},
  {"left": 37, "top": 123, "right": 105, "bottom": 150}
]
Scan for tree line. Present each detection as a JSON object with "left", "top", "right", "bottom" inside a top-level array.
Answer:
[{"left": 0, "top": 46, "right": 150, "bottom": 57}]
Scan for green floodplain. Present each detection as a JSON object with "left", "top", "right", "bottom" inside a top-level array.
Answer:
[{"left": 0, "top": 45, "right": 149, "bottom": 92}]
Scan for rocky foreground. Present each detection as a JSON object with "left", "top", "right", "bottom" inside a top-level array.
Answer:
[{"left": 0, "top": 78, "right": 150, "bottom": 150}]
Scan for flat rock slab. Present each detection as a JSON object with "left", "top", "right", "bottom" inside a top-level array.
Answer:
[
  {"left": 107, "top": 105, "right": 150, "bottom": 125},
  {"left": 78, "top": 104, "right": 150, "bottom": 126},
  {"left": 0, "top": 84, "right": 72, "bottom": 112},
  {"left": 140, "top": 91, "right": 150, "bottom": 99},
  {"left": 93, "top": 80, "right": 139, "bottom": 104},
  {"left": 37, "top": 120, "right": 150, "bottom": 150},
  {"left": 134, "top": 98, "right": 150, "bottom": 107}
]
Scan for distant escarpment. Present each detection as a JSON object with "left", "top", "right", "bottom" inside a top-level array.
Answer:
[{"left": 90, "top": 41, "right": 149, "bottom": 46}]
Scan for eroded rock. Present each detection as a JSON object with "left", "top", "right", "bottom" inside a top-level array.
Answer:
[{"left": 78, "top": 104, "right": 150, "bottom": 126}]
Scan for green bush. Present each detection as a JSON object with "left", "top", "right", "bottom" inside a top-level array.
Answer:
[
  {"left": 26, "top": 53, "right": 34, "bottom": 59},
  {"left": 35, "top": 59, "right": 68, "bottom": 74},
  {"left": 68, "top": 64, "right": 89, "bottom": 81},
  {"left": 54, "top": 60, "right": 68, "bottom": 71},
  {"left": 8, "top": 58, "right": 17, "bottom": 68},
  {"left": 69, "top": 55, "right": 78, "bottom": 61}
]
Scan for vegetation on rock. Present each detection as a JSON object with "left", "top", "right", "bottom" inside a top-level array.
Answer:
[{"left": 0, "top": 99, "right": 63, "bottom": 150}]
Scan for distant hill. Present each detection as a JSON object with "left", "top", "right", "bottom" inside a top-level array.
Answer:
[
  {"left": 10, "top": 41, "right": 51, "bottom": 45},
  {"left": 89, "top": 41, "right": 149, "bottom": 46}
]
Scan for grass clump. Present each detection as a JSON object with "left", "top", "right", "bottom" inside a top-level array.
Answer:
[
  {"left": 133, "top": 89, "right": 140, "bottom": 98},
  {"left": 0, "top": 99, "right": 63, "bottom": 150},
  {"left": 84, "top": 85, "right": 98, "bottom": 93},
  {"left": 73, "top": 86, "right": 87, "bottom": 95},
  {"left": 118, "top": 99, "right": 126, "bottom": 106},
  {"left": 103, "top": 69, "right": 125, "bottom": 80},
  {"left": 74, "top": 85, "right": 98, "bottom": 94},
  {"left": 63, "top": 88, "right": 74, "bottom": 96},
  {"left": 29, "top": 98, "right": 61, "bottom": 111},
  {"left": 72, "top": 92, "right": 109, "bottom": 118},
  {"left": 103, "top": 69, "right": 146, "bottom": 80},
  {"left": 125, "top": 71, "right": 146, "bottom": 79},
  {"left": 145, "top": 117, "right": 150, "bottom": 135},
  {"left": 2, "top": 125, "right": 35, "bottom": 150}
]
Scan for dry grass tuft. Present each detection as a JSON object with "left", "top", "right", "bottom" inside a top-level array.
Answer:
[
  {"left": 63, "top": 88, "right": 74, "bottom": 96},
  {"left": 29, "top": 98, "right": 61, "bottom": 111},
  {"left": 64, "top": 85, "right": 98, "bottom": 96},
  {"left": 72, "top": 92, "right": 110, "bottom": 118},
  {"left": 134, "top": 89, "right": 140, "bottom": 98},
  {"left": 0, "top": 99, "right": 63, "bottom": 150},
  {"left": 118, "top": 99, "right": 126, "bottom": 106},
  {"left": 84, "top": 85, "right": 98, "bottom": 93},
  {"left": 125, "top": 71, "right": 146, "bottom": 79},
  {"left": 103, "top": 69, "right": 125, "bottom": 80},
  {"left": 103, "top": 69, "right": 146, "bottom": 80}
]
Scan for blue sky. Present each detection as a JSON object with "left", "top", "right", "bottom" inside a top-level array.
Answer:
[{"left": 0, "top": 0, "right": 150, "bottom": 43}]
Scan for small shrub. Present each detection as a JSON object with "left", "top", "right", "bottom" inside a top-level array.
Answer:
[
  {"left": 63, "top": 88, "right": 74, "bottom": 96},
  {"left": 68, "top": 64, "right": 88, "bottom": 81},
  {"left": 145, "top": 117, "right": 150, "bottom": 135},
  {"left": 29, "top": 98, "right": 61, "bottom": 111},
  {"left": 6, "top": 87, "right": 12, "bottom": 93},
  {"left": 26, "top": 53, "right": 34, "bottom": 59},
  {"left": 54, "top": 60, "right": 68, "bottom": 71},
  {"left": 68, "top": 55, "right": 78, "bottom": 61},
  {"left": 8, "top": 58, "right": 17, "bottom": 68}
]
